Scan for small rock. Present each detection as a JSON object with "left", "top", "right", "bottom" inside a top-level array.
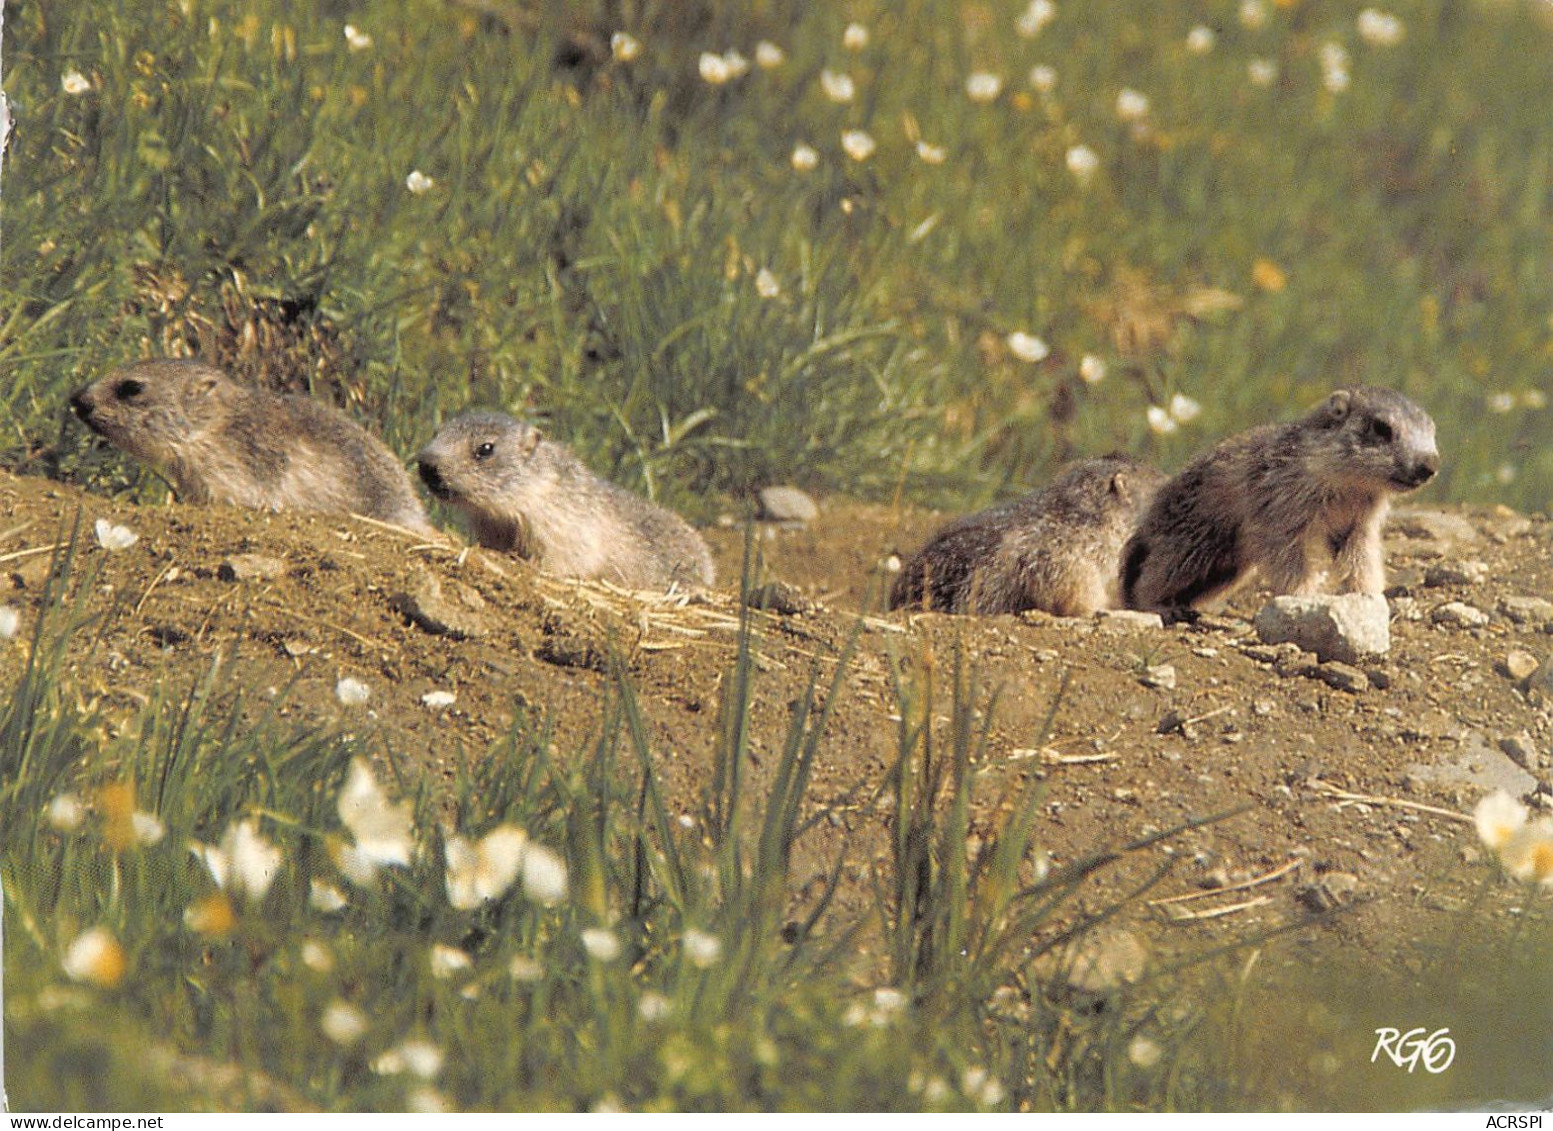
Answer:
[
  {"left": 1061, "top": 929, "right": 1149, "bottom": 995},
  {"left": 1431, "top": 601, "right": 1490, "bottom": 629},
  {"left": 1315, "top": 662, "right": 1369, "bottom": 694},
  {"left": 1365, "top": 668, "right": 1392, "bottom": 691},
  {"left": 756, "top": 486, "right": 818, "bottom": 524},
  {"left": 1498, "top": 734, "right": 1547, "bottom": 774},
  {"left": 1503, "top": 650, "right": 1541, "bottom": 681},
  {"left": 1253, "top": 593, "right": 1390, "bottom": 664},
  {"left": 1388, "top": 596, "right": 1423, "bottom": 621},
  {"left": 420, "top": 690, "right": 457, "bottom": 709},
  {"left": 1298, "top": 871, "right": 1360, "bottom": 913},
  {"left": 1140, "top": 663, "right": 1177, "bottom": 690},
  {"left": 1424, "top": 560, "right": 1488, "bottom": 587},
  {"left": 1097, "top": 609, "right": 1165, "bottom": 631},
  {"left": 1501, "top": 596, "right": 1553, "bottom": 626},
  {"left": 744, "top": 581, "right": 811, "bottom": 615},
  {"left": 1391, "top": 510, "right": 1479, "bottom": 544},
  {"left": 392, "top": 573, "right": 491, "bottom": 639},
  {"left": 218, "top": 554, "right": 289, "bottom": 583}
]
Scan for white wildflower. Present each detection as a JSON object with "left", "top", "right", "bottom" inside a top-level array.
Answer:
[
  {"left": 1129, "top": 1034, "right": 1163, "bottom": 1068},
  {"left": 1029, "top": 64, "right": 1057, "bottom": 94},
  {"left": 1357, "top": 8, "right": 1404, "bottom": 47},
  {"left": 1500, "top": 819, "right": 1553, "bottom": 886},
  {"left": 62, "top": 70, "right": 92, "bottom": 95},
  {"left": 1186, "top": 26, "right": 1216, "bottom": 55},
  {"left": 1487, "top": 392, "right": 1516, "bottom": 414},
  {"left": 962, "top": 1065, "right": 1005, "bottom": 1107},
  {"left": 408, "top": 1088, "right": 449, "bottom": 1114},
  {"left": 1169, "top": 393, "right": 1202, "bottom": 424},
  {"left": 338, "top": 757, "right": 415, "bottom": 868},
  {"left": 841, "top": 129, "right": 876, "bottom": 162},
  {"left": 842, "top": 22, "right": 869, "bottom": 52},
  {"left": 521, "top": 842, "right": 569, "bottom": 905},
  {"left": 720, "top": 50, "right": 750, "bottom": 80},
  {"left": 791, "top": 143, "right": 820, "bottom": 172},
  {"left": 1496, "top": 463, "right": 1517, "bottom": 486},
  {"left": 1239, "top": 0, "right": 1268, "bottom": 30},
  {"left": 131, "top": 810, "right": 166, "bottom": 847},
  {"left": 373, "top": 1039, "right": 444, "bottom": 1080},
  {"left": 682, "top": 928, "right": 722, "bottom": 968},
  {"left": 1474, "top": 790, "right": 1527, "bottom": 851},
  {"left": 301, "top": 939, "right": 335, "bottom": 973},
  {"left": 1247, "top": 58, "right": 1279, "bottom": 87},
  {"left": 755, "top": 41, "right": 785, "bottom": 69},
  {"left": 62, "top": 926, "right": 125, "bottom": 988},
  {"left": 820, "top": 69, "right": 856, "bottom": 103},
  {"left": 309, "top": 878, "right": 348, "bottom": 913},
  {"left": 335, "top": 676, "right": 370, "bottom": 706},
  {"left": 1115, "top": 88, "right": 1149, "bottom": 122},
  {"left": 1065, "top": 144, "right": 1099, "bottom": 183},
  {"left": 1319, "top": 42, "right": 1351, "bottom": 93},
  {"left": 1006, "top": 332, "right": 1050, "bottom": 363},
  {"left": 581, "top": 927, "right": 621, "bottom": 962},
  {"left": 638, "top": 991, "right": 672, "bottom": 1022},
  {"left": 429, "top": 943, "right": 473, "bottom": 979},
  {"left": 1521, "top": 389, "right": 1547, "bottom": 410},
  {"left": 94, "top": 519, "right": 138, "bottom": 551},
  {"left": 46, "top": 792, "right": 86, "bottom": 833},
  {"left": 610, "top": 32, "right": 642, "bottom": 63},
  {"left": 1078, "top": 354, "right": 1106, "bottom": 385},
  {"left": 0, "top": 605, "right": 20, "bottom": 639},
  {"left": 343, "top": 24, "right": 372, "bottom": 52},
  {"left": 699, "top": 52, "right": 733, "bottom": 85},
  {"left": 405, "top": 170, "right": 434, "bottom": 195},
  {"left": 1147, "top": 405, "right": 1179, "bottom": 435},
  {"left": 966, "top": 72, "right": 1003, "bottom": 103},
  {"left": 916, "top": 140, "right": 946, "bottom": 165},
  {"left": 420, "top": 690, "right": 456, "bottom": 709},
  {"left": 321, "top": 1000, "right": 368, "bottom": 1045},
  {"left": 1016, "top": 0, "right": 1057, "bottom": 38},
  {"left": 192, "top": 818, "right": 282, "bottom": 902},
  {"left": 755, "top": 268, "right": 781, "bottom": 298},
  {"left": 873, "top": 987, "right": 908, "bottom": 1017},
  {"left": 445, "top": 824, "right": 529, "bottom": 910}
]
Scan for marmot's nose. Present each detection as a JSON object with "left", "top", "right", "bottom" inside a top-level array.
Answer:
[
  {"left": 417, "top": 459, "right": 445, "bottom": 497},
  {"left": 1401, "top": 453, "right": 1438, "bottom": 488},
  {"left": 69, "top": 389, "right": 93, "bottom": 421}
]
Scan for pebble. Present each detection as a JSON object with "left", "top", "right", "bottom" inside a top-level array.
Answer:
[
  {"left": 1498, "top": 734, "right": 1547, "bottom": 774},
  {"left": 392, "top": 573, "right": 491, "bottom": 639},
  {"left": 1390, "top": 510, "right": 1479, "bottom": 544},
  {"left": 1298, "top": 871, "right": 1360, "bottom": 913},
  {"left": 1430, "top": 601, "right": 1490, "bottom": 629},
  {"left": 1140, "top": 663, "right": 1177, "bottom": 690},
  {"left": 218, "top": 554, "right": 289, "bottom": 582},
  {"left": 1097, "top": 609, "right": 1165, "bottom": 631},
  {"left": 1315, "top": 662, "right": 1369, "bottom": 694},
  {"left": 1424, "top": 560, "right": 1488, "bottom": 586},
  {"left": 744, "top": 581, "right": 811, "bottom": 615},
  {"left": 756, "top": 486, "right": 819, "bottom": 524},
  {"left": 1253, "top": 593, "right": 1390, "bottom": 664},
  {"left": 1503, "top": 650, "right": 1541, "bottom": 681},
  {"left": 1501, "top": 596, "right": 1553, "bottom": 626}
]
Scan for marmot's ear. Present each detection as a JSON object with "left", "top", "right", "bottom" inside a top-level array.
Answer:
[
  {"left": 1109, "top": 471, "right": 1128, "bottom": 496},
  {"left": 186, "top": 365, "right": 225, "bottom": 400},
  {"left": 517, "top": 424, "right": 543, "bottom": 459},
  {"left": 1320, "top": 389, "right": 1352, "bottom": 425}
]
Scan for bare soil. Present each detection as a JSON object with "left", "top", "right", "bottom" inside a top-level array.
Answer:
[{"left": 4, "top": 468, "right": 1552, "bottom": 982}]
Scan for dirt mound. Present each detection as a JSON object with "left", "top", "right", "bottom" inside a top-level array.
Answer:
[{"left": 3, "top": 469, "right": 1551, "bottom": 965}]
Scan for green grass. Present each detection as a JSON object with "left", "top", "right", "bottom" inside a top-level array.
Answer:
[{"left": 4, "top": 0, "right": 1553, "bottom": 511}]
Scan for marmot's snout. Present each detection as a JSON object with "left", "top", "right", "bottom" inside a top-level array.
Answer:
[
  {"left": 1394, "top": 451, "right": 1439, "bottom": 490},
  {"left": 69, "top": 387, "right": 95, "bottom": 423},
  {"left": 417, "top": 457, "right": 449, "bottom": 499}
]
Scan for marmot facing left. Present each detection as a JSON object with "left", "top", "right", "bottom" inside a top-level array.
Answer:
[
  {"left": 415, "top": 411, "right": 714, "bottom": 590},
  {"left": 70, "top": 359, "right": 433, "bottom": 533},
  {"left": 1121, "top": 386, "right": 1439, "bottom": 613},
  {"left": 890, "top": 455, "right": 1167, "bottom": 616}
]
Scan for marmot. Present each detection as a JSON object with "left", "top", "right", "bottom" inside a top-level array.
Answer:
[
  {"left": 70, "top": 359, "right": 434, "bottom": 533},
  {"left": 890, "top": 455, "right": 1167, "bottom": 616},
  {"left": 415, "top": 411, "right": 715, "bottom": 589},
  {"left": 1121, "top": 386, "right": 1439, "bottom": 613}
]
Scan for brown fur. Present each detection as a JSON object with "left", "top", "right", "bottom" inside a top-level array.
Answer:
[
  {"left": 891, "top": 455, "right": 1167, "bottom": 616},
  {"left": 70, "top": 359, "right": 433, "bottom": 532},
  {"left": 415, "top": 412, "right": 714, "bottom": 589},
  {"left": 1121, "top": 386, "right": 1439, "bottom": 613}
]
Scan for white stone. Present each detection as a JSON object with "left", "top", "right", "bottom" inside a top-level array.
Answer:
[{"left": 1252, "top": 593, "right": 1390, "bottom": 663}]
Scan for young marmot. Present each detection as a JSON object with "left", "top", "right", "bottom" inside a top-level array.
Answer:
[
  {"left": 890, "top": 455, "right": 1167, "bottom": 616},
  {"left": 70, "top": 359, "right": 433, "bottom": 533},
  {"left": 415, "top": 412, "right": 715, "bottom": 589},
  {"left": 1120, "top": 386, "right": 1439, "bottom": 613}
]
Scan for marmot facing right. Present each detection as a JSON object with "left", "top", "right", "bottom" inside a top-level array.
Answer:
[
  {"left": 70, "top": 359, "right": 433, "bottom": 533},
  {"left": 1121, "top": 386, "right": 1439, "bottom": 613},
  {"left": 890, "top": 455, "right": 1167, "bottom": 616},
  {"left": 415, "top": 412, "right": 714, "bottom": 589}
]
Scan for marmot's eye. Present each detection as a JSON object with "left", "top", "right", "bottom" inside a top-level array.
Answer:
[
  {"left": 113, "top": 379, "right": 145, "bottom": 401},
  {"left": 1368, "top": 418, "right": 1394, "bottom": 442},
  {"left": 474, "top": 441, "right": 496, "bottom": 460}
]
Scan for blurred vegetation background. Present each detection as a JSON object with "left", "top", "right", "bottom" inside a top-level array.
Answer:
[{"left": 5, "top": 0, "right": 1553, "bottom": 516}]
